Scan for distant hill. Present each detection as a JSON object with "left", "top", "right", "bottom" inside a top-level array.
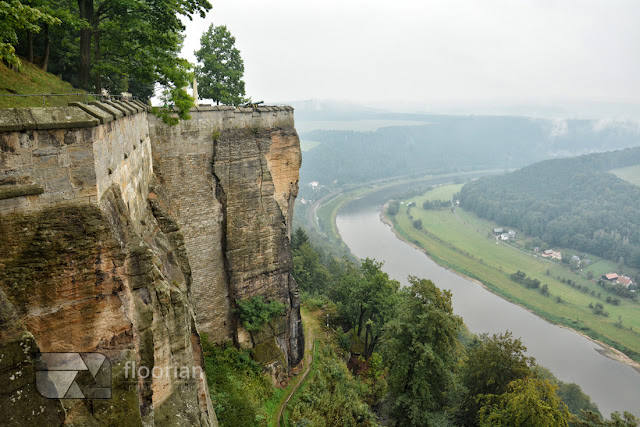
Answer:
[
  {"left": 458, "top": 147, "right": 640, "bottom": 268},
  {"left": 0, "top": 60, "right": 86, "bottom": 108},
  {"left": 299, "top": 115, "right": 640, "bottom": 186}
]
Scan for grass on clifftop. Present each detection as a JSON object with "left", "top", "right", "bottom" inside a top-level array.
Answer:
[
  {"left": 390, "top": 184, "right": 640, "bottom": 362},
  {"left": 0, "top": 60, "right": 88, "bottom": 108}
]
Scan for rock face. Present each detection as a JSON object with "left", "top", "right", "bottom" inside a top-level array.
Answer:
[
  {"left": 213, "top": 127, "right": 304, "bottom": 373},
  {"left": 149, "top": 106, "right": 304, "bottom": 376},
  {"left": 0, "top": 103, "right": 303, "bottom": 425}
]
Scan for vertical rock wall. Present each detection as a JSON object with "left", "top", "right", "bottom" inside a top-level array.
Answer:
[
  {"left": 0, "top": 103, "right": 304, "bottom": 425},
  {"left": 149, "top": 107, "right": 304, "bottom": 372},
  {"left": 0, "top": 104, "right": 216, "bottom": 426}
]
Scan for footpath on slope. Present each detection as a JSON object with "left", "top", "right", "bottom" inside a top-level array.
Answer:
[{"left": 276, "top": 309, "right": 316, "bottom": 427}]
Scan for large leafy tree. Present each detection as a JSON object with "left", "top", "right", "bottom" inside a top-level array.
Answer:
[
  {"left": 195, "top": 23, "right": 246, "bottom": 106},
  {"left": 456, "top": 331, "right": 535, "bottom": 425},
  {"left": 330, "top": 258, "right": 399, "bottom": 359},
  {"left": 74, "top": 0, "right": 211, "bottom": 91},
  {"left": 0, "top": 0, "right": 60, "bottom": 67},
  {"left": 477, "top": 377, "right": 570, "bottom": 427},
  {"left": 380, "top": 276, "right": 463, "bottom": 425},
  {"left": 6, "top": 0, "right": 210, "bottom": 123}
]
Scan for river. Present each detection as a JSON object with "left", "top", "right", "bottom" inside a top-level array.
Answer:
[{"left": 335, "top": 182, "right": 640, "bottom": 417}]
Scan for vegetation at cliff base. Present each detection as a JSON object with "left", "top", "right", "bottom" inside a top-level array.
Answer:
[
  {"left": 288, "top": 227, "right": 631, "bottom": 426},
  {"left": 234, "top": 296, "right": 285, "bottom": 332},
  {"left": 201, "top": 337, "right": 274, "bottom": 426}
]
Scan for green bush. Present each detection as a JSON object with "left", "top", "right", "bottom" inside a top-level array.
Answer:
[
  {"left": 234, "top": 296, "right": 285, "bottom": 331},
  {"left": 200, "top": 337, "right": 273, "bottom": 426}
]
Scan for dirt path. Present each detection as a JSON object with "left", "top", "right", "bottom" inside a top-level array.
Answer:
[{"left": 276, "top": 310, "right": 316, "bottom": 427}]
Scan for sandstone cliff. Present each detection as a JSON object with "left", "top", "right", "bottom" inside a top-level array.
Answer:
[{"left": 0, "top": 102, "right": 302, "bottom": 425}]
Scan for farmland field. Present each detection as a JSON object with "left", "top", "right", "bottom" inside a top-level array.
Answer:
[
  {"left": 390, "top": 184, "right": 640, "bottom": 361},
  {"left": 610, "top": 164, "right": 640, "bottom": 186}
]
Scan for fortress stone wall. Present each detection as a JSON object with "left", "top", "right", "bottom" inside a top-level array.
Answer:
[{"left": 0, "top": 102, "right": 303, "bottom": 426}]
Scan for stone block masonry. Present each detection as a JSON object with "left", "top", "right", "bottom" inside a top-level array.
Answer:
[
  {"left": 0, "top": 102, "right": 216, "bottom": 426},
  {"left": 0, "top": 101, "right": 152, "bottom": 230},
  {"left": 0, "top": 102, "right": 303, "bottom": 425}
]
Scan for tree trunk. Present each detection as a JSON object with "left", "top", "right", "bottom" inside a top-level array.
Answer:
[
  {"left": 364, "top": 325, "right": 370, "bottom": 358},
  {"left": 78, "top": 0, "right": 94, "bottom": 89},
  {"left": 94, "top": 28, "right": 101, "bottom": 94},
  {"left": 40, "top": 24, "right": 50, "bottom": 71},
  {"left": 27, "top": 30, "right": 33, "bottom": 63},
  {"left": 357, "top": 307, "right": 365, "bottom": 338}
]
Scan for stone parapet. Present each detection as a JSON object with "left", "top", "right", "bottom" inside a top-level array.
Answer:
[{"left": 0, "top": 102, "right": 151, "bottom": 228}]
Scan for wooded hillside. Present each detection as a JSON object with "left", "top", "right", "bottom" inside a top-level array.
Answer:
[{"left": 459, "top": 147, "right": 640, "bottom": 268}]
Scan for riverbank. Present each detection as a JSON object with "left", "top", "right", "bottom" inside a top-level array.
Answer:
[
  {"left": 380, "top": 206, "right": 640, "bottom": 374},
  {"left": 380, "top": 185, "right": 640, "bottom": 368}
]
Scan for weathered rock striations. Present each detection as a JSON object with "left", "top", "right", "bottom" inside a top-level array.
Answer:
[
  {"left": 212, "top": 126, "right": 304, "bottom": 373},
  {"left": 0, "top": 103, "right": 216, "bottom": 426},
  {"left": 149, "top": 107, "right": 304, "bottom": 377},
  {"left": 0, "top": 103, "right": 303, "bottom": 425}
]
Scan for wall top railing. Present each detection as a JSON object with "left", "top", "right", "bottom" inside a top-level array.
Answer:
[
  {"left": 0, "top": 93, "right": 138, "bottom": 108},
  {"left": 0, "top": 100, "right": 149, "bottom": 132},
  {"left": 189, "top": 105, "right": 294, "bottom": 112},
  {"left": 0, "top": 101, "right": 294, "bottom": 132}
]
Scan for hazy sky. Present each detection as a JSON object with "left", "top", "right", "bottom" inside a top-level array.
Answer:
[{"left": 181, "top": 0, "right": 640, "bottom": 112}]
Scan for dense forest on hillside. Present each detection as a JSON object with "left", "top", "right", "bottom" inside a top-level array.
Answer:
[
  {"left": 459, "top": 147, "right": 640, "bottom": 268},
  {"left": 287, "top": 227, "right": 639, "bottom": 426},
  {"left": 300, "top": 116, "right": 640, "bottom": 185}
]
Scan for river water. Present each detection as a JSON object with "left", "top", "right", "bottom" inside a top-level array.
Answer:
[{"left": 335, "top": 182, "right": 640, "bottom": 417}]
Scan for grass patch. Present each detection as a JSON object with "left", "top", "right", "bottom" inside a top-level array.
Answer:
[
  {"left": 610, "top": 164, "right": 640, "bottom": 187},
  {"left": 284, "top": 306, "right": 379, "bottom": 426},
  {"left": 0, "top": 60, "right": 89, "bottom": 108},
  {"left": 390, "top": 184, "right": 640, "bottom": 362},
  {"left": 202, "top": 337, "right": 275, "bottom": 426}
]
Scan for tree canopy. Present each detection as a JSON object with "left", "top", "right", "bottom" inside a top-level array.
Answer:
[
  {"left": 381, "top": 276, "right": 463, "bottom": 425},
  {"left": 195, "top": 24, "right": 246, "bottom": 106},
  {"left": 459, "top": 147, "right": 640, "bottom": 268},
  {"left": 477, "top": 377, "right": 570, "bottom": 427},
  {"left": 457, "top": 332, "right": 536, "bottom": 425},
  {"left": 3, "top": 0, "right": 213, "bottom": 123},
  {"left": 0, "top": 0, "right": 60, "bottom": 67}
]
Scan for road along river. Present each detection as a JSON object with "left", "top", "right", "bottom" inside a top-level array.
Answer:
[{"left": 335, "top": 182, "right": 640, "bottom": 417}]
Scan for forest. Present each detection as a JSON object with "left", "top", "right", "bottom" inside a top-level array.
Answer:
[
  {"left": 458, "top": 147, "right": 640, "bottom": 268},
  {"left": 287, "top": 227, "right": 639, "bottom": 426},
  {"left": 300, "top": 116, "right": 640, "bottom": 186}
]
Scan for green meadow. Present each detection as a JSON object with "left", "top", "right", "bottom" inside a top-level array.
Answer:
[
  {"left": 391, "top": 184, "right": 640, "bottom": 362},
  {"left": 611, "top": 164, "right": 640, "bottom": 187}
]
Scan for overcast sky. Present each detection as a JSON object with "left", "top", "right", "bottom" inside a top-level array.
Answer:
[{"left": 180, "top": 0, "right": 640, "bottom": 114}]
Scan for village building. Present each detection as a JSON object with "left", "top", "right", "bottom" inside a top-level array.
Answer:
[
  {"left": 618, "top": 276, "right": 634, "bottom": 288},
  {"left": 541, "top": 249, "right": 562, "bottom": 260}
]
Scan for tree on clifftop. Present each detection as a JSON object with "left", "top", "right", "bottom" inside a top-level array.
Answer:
[
  {"left": 195, "top": 24, "right": 246, "bottom": 106},
  {"left": 0, "top": 0, "right": 60, "bottom": 67}
]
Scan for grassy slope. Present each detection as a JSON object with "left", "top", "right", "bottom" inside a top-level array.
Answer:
[
  {"left": 0, "top": 60, "right": 87, "bottom": 108},
  {"left": 391, "top": 184, "right": 640, "bottom": 361},
  {"left": 611, "top": 164, "right": 640, "bottom": 187}
]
